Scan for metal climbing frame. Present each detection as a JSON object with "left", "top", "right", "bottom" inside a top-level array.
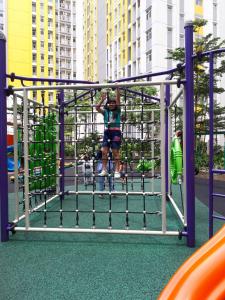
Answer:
[{"left": 0, "top": 23, "right": 197, "bottom": 246}]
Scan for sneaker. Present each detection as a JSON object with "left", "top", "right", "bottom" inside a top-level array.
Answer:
[
  {"left": 114, "top": 172, "right": 120, "bottom": 179},
  {"left": 98, "top": 194, "right": 104, "bottom": 198},
  {"left": 99, "top": 170, "right": 108, "bottom": 176}
]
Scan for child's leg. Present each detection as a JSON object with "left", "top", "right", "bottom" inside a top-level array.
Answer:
[
  {"left": 112, "top": 148, "right": 120, "bottom": 173},
  {"left": 101, "top": 146, "right": 109, "bottom": 171}
]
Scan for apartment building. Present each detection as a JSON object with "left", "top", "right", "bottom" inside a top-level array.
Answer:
[
  {"left": 104, "top": 0, "right": 225, "bottom": 81},
  {"left": 1, "top": 0, "right": 83, "bottom": 104}
]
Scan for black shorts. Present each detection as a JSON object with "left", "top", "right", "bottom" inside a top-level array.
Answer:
[{"left": 102, "top": 129, "right": 122, "bottom": 149}]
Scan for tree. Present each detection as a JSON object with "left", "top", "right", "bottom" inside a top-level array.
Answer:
[{"left": 167, "top": 19, "right": 225, "bottom": 170}]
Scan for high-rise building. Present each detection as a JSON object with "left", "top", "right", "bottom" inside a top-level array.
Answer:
[
  {"left": 103, "top": 0, "right": 225, "bottom": 81},
  {"left": 2, "top": 0, "right": 83, "bottom": 103}
]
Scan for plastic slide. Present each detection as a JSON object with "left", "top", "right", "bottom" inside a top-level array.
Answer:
[{"left": 158, "top": 225, "right": 225, "bottom": 300}]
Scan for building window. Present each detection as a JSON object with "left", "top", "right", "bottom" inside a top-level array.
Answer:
[
  {"left": 32, "top": 28, "right": 36, "bottom": 37},
  {"left": 32, "top": 53, "right": 37, "bottom": 62},
  {"left": 146, "top": 28, "right": 152, "bottom": 41},
  {"left": 32, "top": 41, "right": 37, "bottom": 50},
  {"left": 41, "top": 66, "right": 44, "bottom": 73},
  {"left": 32, "top": 66, "right": 37, "bottom": 75},
  {"left": 146, "top": 50, "right": 152, "bottom": 63},
  {"left": 146, "top": 6, "right": 152, "bottom": 20},
  {"left": 32, "top": 16, "right": 36, "bottom": 24}
]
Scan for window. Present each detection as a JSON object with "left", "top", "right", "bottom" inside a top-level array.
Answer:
[
  {"left": 146, "top": 6, "right": 151, "bottom": 20},
  {"left": 146, "top": 28, "right": 152, "bottom": 41},
  {"left": 32, "top": 53, "right": 37, "bottom": 62},
  {"left": 32, "top": 41, "right": 37, "bottom": 50},
  {"left": 32, "top": 28, "right": 36, "bottom": 37},
  {"left": 41, "top": 66, "right": 44, "bottom": 73},
  {"left": 32, "top": 66, "right": 37, "bottom": 75},
  {"left": 146, "top": 50, "right": 152, "bottom": 63},
  {"left": 32, "top": 16, "right": 36, "bottom": 24}
]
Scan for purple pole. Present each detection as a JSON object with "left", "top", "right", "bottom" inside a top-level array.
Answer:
[
  {"left": 184, "top": 21, "right": 195, "bottom": 247},
  {"left": 58, "top": 91, "right": 65, "bottom": 202},
  {"left": 165, "top": 84, "right": 170, "bottom": 194},
  {"left": 209, "top": 53, "right": 214, "bottom": 238},
  {"left": 0, "top": 32, "right": 9, "bottom": 242}
]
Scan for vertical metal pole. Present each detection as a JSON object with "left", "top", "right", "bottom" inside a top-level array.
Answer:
[
  {"left": 209, "top": 53, "right": 214, "bottom": 238},
  {"left": 184, "top": 21, "right": 195, "bottom": 247},
  {"left": 182, "top": 89, "right": 187, "bottom": 226},
  {"left": 165, "top": 84, "right": 170, "bottom": 195},
  {"left": 13, "top": 94, "right": 19, "bottom": 221},
  {"left": 58, "top": 91, "right": 65, "bottom": 207},
  {"left": 0, "top": 32, "right": 8, "bottom": 242},
  {"left": 23, "top": 89, "right": 30, "bottom": 229},
  {"left": 151, "top": 111, "right": 155, "bottom": 193},
  {"left": 160, "top": 84, "right": 166, "bottom": 233}
]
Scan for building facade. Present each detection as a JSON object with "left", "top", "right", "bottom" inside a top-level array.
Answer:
[{"left": 2, "top": 0, "right": 83, "bottom": 103}]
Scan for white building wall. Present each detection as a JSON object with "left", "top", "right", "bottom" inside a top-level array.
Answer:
[{"left": 76, "top": 0, "right": 84, "bottom": 79}]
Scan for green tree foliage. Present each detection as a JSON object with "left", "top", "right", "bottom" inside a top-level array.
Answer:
[{"left": 167, "top": 19, "right": 225, "bottom": 169}]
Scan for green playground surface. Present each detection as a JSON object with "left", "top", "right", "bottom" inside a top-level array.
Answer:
[{"left": 0, "top": 180, "right": 223, "bottom": 300}]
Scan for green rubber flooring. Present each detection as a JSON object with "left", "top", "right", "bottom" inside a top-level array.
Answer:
[{"left": 0, "top": 180, "right": 223, "bottom": 300}]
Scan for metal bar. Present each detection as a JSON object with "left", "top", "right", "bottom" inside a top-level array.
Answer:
[
  {"left": 12, "top": 80, "right": 182, "bottom": 92},
  {"left": 212, "top": 193, "right": 225, "bottom": 198},
  {"left": 168, "top": 88, "right": 184, "bottom": 109},
  {"left": 13, "top": 94, "right": 20, "bottom": 221},
  {"left": 113, "top": 66, "right": 183, "bottom": 83},
  {"left": 212, "top": 215, "right": 225, "bottom": 221},
  {"left": 182, "top": 89, "right": 187, "bottom": 225},
  {"left": 14, "top": 227, "right": 180, "bottom": 236},
  {"left": 12, "top": 195, "right": 59, "bottom": 224},
  {"left": 23, "top": 89, "right": 30, "bottom": 229},
  {"left": 209, "top": 52, "right": 214, "bottom": 238},
  {"left": 6, "top": 73, "right": 95, "bottom": 85},
  {"left": 0, "top": 31, "right": 8, "bottom": 242},
  {"left": 66, "top": 109, "right": 161, "bottom": 114},
  {"left": 192, "top": 47, "right": 225, "bottom": 58},
  {"left": 14, "top": 93, "right": 58, "bottom": 112},
  {"left": 184, "top": 21, "right": 195, "bottom": 247},
  {"left": 160, "top": 84, "right": 167, "bottom": 233},
  {"left": 67, "top": 191, "right": 161, "bottom": 196},
  {"left": 212, "top": 169, "right": 225, "bottom": 174},
  {"left": 151, "top": 111, "right": 155, "bottom": 193},
  {"left": 58, "top": 91, "right": 65, "bottom": 225},
  {"left": 167, "top": 194, "right": 185, "bottom": 225},
  {"left": 165, "top": 84, "right": 170, "bottom": 194}
]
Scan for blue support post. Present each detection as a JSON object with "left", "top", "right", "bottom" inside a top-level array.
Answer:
[
  {"left": 209, "top": 53, "right": 214, "bottom": 238},
  {"left": 0, "top": 32, "right": 9, "bottom": 242},
  {"left": 165, "top": 84, "right": 170, "bottom": 194},
  {"left": 184, "top": 21, "right": 195, "bottom": 247}
]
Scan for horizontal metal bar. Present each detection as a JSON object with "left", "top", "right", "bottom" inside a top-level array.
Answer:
[
  {"left": 6, "top": 73, "right": 95, "bottom": 84},
  {"left": 67, "top": 191, "right": 161, "bottom": 196},
  {"left": 66, "top": 109, "right": 161, "bottom": 113},
  {"left": 192, "top": 48, "right": 225, "bottom": 59},
  {"left": 212, "top": 169, "right": 225, "bottom": 174},
  {"left": 113, "top": 66, "right": 184, "bottom": 83},
  {"left": 31, "top": 209, "right": 161, "bottom": 215},
  {"left": 12, "top": 194, "right": 59, "bottom": 224},
  {"left": 12, "top": 80, "right": 181, "bottom": 92},
  {"left": 167, "top": 194, "right": 185, "bottom": 225},
  {"left": 168, "top": 88, "right": 184, "bottom": 109},
  {"left": 212, "top": 214, "right": 225, "bottom": 221},
  {"left": 212, "top": 193, "right": 225, "bottom": 198},
  {"left": 14, "top": 227, "right": 180, "bottom": 236}
]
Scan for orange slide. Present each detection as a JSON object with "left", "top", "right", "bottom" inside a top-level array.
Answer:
[{"left": 158, "top": 225, "right": 225, "bottom": 300}]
